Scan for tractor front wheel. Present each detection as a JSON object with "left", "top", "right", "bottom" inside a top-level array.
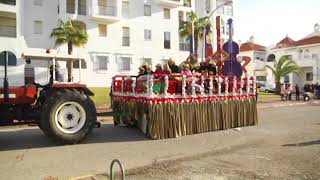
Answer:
[{"left": 40, "top": 89, "right": 96, "bottom": 144}]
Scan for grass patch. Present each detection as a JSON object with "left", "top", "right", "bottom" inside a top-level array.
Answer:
[
  {"left": 88, "top": 87, "right": 110, "bottom": 107},
  {"left": 258, "top": 92, "right": 279, "bottom": 98}
]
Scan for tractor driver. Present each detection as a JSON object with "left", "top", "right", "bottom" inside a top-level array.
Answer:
[
  {"left": 33, "top": 64, "right": 63, "bottom": 88},
  {"left": 48, "top": 64, "right": 63, "bottom": 85}
]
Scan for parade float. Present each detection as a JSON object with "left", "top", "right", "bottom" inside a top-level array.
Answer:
[{"left": 111, "top": 18, "right": 258, "bottom": 140}]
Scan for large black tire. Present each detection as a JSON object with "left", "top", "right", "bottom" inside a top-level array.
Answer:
[{"left": 40, "top": 88, "right": 96, "bottom": 144}]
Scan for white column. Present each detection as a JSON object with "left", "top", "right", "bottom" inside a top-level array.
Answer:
[
  {"left": 182, "top": 75, "right": 186, "bottom": 97},
  {"left": 209, "top": 76, "right": 214, "bottom": 96},
  {"left": 164, "top": 75, "right": 169, "bottom": 97}
]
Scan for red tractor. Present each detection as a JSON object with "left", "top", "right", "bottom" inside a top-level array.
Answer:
[{"left": 0, "top": 51, "right": 98, "bottom": 144}]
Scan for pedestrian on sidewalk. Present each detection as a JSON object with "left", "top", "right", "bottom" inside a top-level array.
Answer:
[
  {"left": 295, "top": 84, "right": 300, "bottom": 100},
  {"left": 287, "top": 84, "right": 292, "bottom": 100},
  {"left": 280, "top": 84, "right": 286, "bottom": 101}
]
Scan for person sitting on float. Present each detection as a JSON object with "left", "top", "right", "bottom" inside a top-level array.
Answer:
[
  {"left": 167, "top": 58, "right": 181, "bottom": 74},
  {"left": 153, "top": 63, "right": 164, "bottom": 75},
  {"left": 192, "top": 63, "right": 202, "bottom": 76},
  {"left": 181, "top": 63, "right": 193, "bottom": 78},
  {"left": 162, "top": 63, "right": 172, "bottom": 74}
]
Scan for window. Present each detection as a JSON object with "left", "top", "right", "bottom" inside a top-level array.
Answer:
[
  {"left": 78, "top": 0, "right": 86, "bottom": 15},
  {"left": 144, "top": 5, "right": 151, "bottom": 16},
  {"left": 97, "top": 56, "right": 108, "bottom": 70},
  {"left": 142, "top": 58, "right": 152, "bottom": 67},
  {"left": 33, "top": 0, "right": 43, "bottom": 6},
  {"left": 205, "top": 0, "right": 211, "bottom": 13},
  {"left": 34, "top": 20, "right": 43, "bottom": 34},
  {"left": 178, "top": 11, "right": 184, "bottom": 21},
  {"left": 224, "top": 6, "right": 233, "bottom": 16},
  {"left": 186, "top": 12, "right": 191, "bottom": 21},
  {"left": 164, "top": 8, "right": 170, "bottom": 19},
  {"left": 119, "top": 57, "right": 131, "bottom": 71},
  {"left": 144, "top": 29, "right": 151, "bottom": 41},
  {"left": 73, "top": 59, "right": 87, "bottom": 69},
  {"left": 66, "top": 0, "right": 75, "bottom": 14},
  {"left": 0, "top": 0, "right": 16, "bottom": 5},
  {"left": 164, "top": 32, "right": 171, "bottom": 49},
  {"left": 0, "top": 16, "right": 16, "bottom": 37},
  {"left": 0, "top": 51, "right": 17, "bottom": 66},
  {"left": 256, "top": 76, "right": 267, "bottom": 82},
  {"left": 98, "top": 24, "right": 107, "bottom": 37},
  {"left": 179, "top": 36, "right": 189, "bottom": 51},
  {"left": 306, "top": 72, "right": 313, "bottom": 81},
  {"left": 312, "top": 54, "right": 319, "bottom": 60},
  {"left": 284, "top": 76, "right": 289, "bottom": 83},
  {"left": 304, "top": 49, "right": 310, "bottom": 59},
  {"left": 122, "top": 27, "right": 130, "bottom": 46},
  {"left": 267, "top": 54, "right": 276, "bottom": 62},
  {"left": 122, "top": 1, "right": 129, "bottom": 18},
  {"left": 183, "top": 0, "right": 191, "bottom": 7}
]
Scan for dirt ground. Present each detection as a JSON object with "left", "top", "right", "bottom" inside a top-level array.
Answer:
[{"left": 95, "top": 104, "right": 320, "bottom": 180}]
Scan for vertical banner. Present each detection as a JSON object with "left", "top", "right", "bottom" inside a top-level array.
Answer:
[
  {"left": 216, "top": 16, "right": 222, "bottom": 75},
  {"left": 189, "top": 21, "right": 194, "bottom": 55},
  {"left": 205, "top": 24, "right": 213, "bottom": 58}
]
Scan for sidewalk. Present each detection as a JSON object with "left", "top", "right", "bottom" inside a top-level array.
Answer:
[{"left": 257, "top": 95, "right": 320, "bottom": 109}]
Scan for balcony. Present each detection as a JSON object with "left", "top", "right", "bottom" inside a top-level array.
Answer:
[
  {"left": 158, "top": 0, "right": 183, "bottom": 8},
  {"left": 0, "top": 0, "right": 16, "bottom": 13},
  {"left": 91, "top": 0, "right": 120, "bottom": 22}
]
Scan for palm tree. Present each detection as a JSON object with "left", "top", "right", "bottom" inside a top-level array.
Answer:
[
  {"left": 51, "top": 19, "right": 88, "bottom": 81},
  {"left": 179, "top": 11, "right": 208, "bottom": 60},
  {"left": 264, "top": 55, "right": 301, "bottom": 93}
]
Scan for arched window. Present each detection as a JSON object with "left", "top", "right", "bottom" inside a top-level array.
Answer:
[
  {"left": 0, "top": 51, "right": 17, "bottom": 66},
  {"left": 267, "top": 54, "right": 276, "bottom": 62}
]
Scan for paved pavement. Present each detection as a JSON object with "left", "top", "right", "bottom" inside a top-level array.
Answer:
[{"left": 0, "top": 102, "right": 319, "bottom": 180}]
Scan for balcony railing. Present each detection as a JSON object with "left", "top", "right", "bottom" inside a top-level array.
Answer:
[
  {"left": 0, "top": 0, "right": 16, "bottom": 5},
  {"left": 98, "top": 5, "right": 117, "bottom": 16},
  {"left": 0, "top": 25, "right": 16, "bottom": 37}
]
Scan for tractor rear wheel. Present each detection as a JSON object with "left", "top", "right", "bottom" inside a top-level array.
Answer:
[{"left": 40, "top": 89, "right": 96, "bottom": 144}]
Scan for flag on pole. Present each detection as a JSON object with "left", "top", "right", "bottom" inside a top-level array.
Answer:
[
  {"left": 205, "top": 24, "right": 213, "bottom": 58},
  {"left": 189, "top": 21, "right": 194, "bottom": 55}
]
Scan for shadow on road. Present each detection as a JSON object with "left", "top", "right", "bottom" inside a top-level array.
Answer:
[
  {"left": 0, "top": 123, "right": 148, "bottom": 151},
  {"left": 282, "top": 140, "right": 320, "bottom": 147}
]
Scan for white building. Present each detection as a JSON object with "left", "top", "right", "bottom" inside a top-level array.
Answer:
[
  {"left": 0, "top": 0, "right": 234, "bottom": 87},
  {"left": 242, "top": 23, "right": 320, "bottom": 88}
]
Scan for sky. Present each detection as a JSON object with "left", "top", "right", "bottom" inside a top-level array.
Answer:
[{"left": 234, "top": 0, "right": 320, "bottom": 46}]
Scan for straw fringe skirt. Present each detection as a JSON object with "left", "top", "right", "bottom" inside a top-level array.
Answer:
[{"left": 113, "top": 97, "right": 258, "bottom": 140}]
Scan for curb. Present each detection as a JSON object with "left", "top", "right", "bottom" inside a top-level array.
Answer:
[{"left": 258, "top": 100, "right": 320, "bottom": 109}]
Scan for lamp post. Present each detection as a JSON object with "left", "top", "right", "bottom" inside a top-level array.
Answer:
[
  {"left": 208, "top": 0, "right": 233, "bottom": 19},
  {"left": 202, "top": 0, "right": 233, "bottom": 61}
]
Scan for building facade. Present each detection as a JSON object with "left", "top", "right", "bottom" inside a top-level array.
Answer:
[
  {"left": 0, "top": 0, "right": 234, "bottom": 87},
  {"left": 242, "top": 23, "right": 320, "bottom": 89}
]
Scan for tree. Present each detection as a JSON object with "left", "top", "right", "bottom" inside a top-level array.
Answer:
[
  {"left": 264, "top": 55, "right": 301, "bottom": 93},
  {"left": 179, "top": 11, "right": 208, "bottom": 61},
  {"left": 51, "top": 19, "right": 88, "bottom": 81}
]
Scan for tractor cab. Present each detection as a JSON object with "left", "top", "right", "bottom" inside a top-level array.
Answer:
[{"left": 0, "top": 49, "right": 97, "bottom": 144}]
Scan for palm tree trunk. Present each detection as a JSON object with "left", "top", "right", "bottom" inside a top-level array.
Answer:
[
  {"left": 67, "top": 41, "right": 73, "bottom": 82},
  {"left": 275, "top": 81, "right": 281, "bottom": 95},
  {"left": 194, "top": 36, "right": 198, "bottom": 62}
]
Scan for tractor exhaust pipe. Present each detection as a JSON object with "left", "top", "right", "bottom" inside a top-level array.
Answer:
[{"left": 3, "top": 51, "right": 9, "bottom": 104}]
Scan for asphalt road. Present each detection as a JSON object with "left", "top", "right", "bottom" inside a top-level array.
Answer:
[{"left": 0, "top": 104, "right": 319, "bottom": 180}]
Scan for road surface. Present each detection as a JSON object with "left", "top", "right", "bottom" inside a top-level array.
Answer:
[{"left": 0, "top": 104, "right": 319, "bottom": 180}]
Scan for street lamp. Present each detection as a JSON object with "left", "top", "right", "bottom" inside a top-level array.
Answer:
[
  {"left": 201, "top": 0, "right": 233, "bottom": 61},
  {"left": 208, "top": 0, "right": 233, "bottom": 18}
]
